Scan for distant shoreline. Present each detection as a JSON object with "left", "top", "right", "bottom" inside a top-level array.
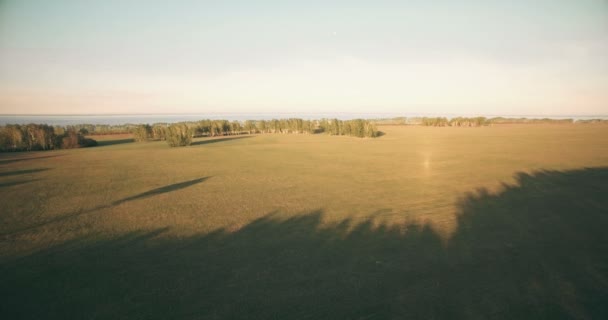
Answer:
[
  {"left": 2, "top": 113, "right": 608, "bottom": 126},
  {"left": 1, "top": 112, "right": 607, "bottom": 117}
]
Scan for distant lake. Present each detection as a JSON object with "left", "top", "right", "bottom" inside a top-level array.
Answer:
[{"left": 1, "top": 113, "right": 607, "bottom": 126}]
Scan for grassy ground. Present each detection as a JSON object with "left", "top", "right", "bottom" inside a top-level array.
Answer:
[{"left": 1, "top": 124, "right": 607, "bottom": 319}]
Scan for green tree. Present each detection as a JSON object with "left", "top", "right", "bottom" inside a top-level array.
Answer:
[
  {"left": 152, "top": 124, "right": 168, "bottom": 140},
  {"left": 279, "top": 119, "right": 288, "bottom": 133},
  {"left": 350, "top": 119, "right": 365, "bottom": 137},
  {"left": 302, "top": 120, "right": 315, "bottom": 134},
  {"left": 342, "top": 121, "right": 352, "bottom": 136},
  {"left": 270, "top": 119, "right": 280, "bottom": 133},
  {"left": 244, "top": 120, "right": 256, "bottom": 134},
  {"left": 230, "top": 121, "right": 242, "bottom": 135},
  {"left": 133, "top": 124, "right": 152, "bottom": 142},
  {"left": 318, "top": 119, "right": 329, "bottom": 134},
  {"left": 365, "top": 122, "right": 378, "bottom": 137},
  {"left": 257, "top": 120, "right": 267, "bottom": 133},
  {"left": 5, "top": 125, "right": 24, "bottom": 150},
  {"left": 59, "top": 128, "right": 97, "bottom": 149},
  {"left": 166, "top": 123, "right": 193, "bottom": 147},
  {"left": 197, "top": 120, "right": 211, "bottom": 136}
]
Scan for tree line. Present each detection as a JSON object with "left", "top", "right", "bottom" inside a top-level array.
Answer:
[
  {"left": 318, "top": 119, "right": 378, "bottom": 137},
  {"left": 1, "top": 118, "right": 379, "bottom": 151},
  {"left": 0, "top": 124, "right": 97, "bottom": 152},
  {"left": 420, "top": 117, "right": 490, "bottom": 127},
  {"left": 372, "top": 116, "right": 584, "bottom": 126},
  {"left": 131, "top": 118, "right": 379, "bottom": 147},
  {"left": 59, "top": 124, "right": 135, "bottom": 135},
  {"left": 132, "top": 123, "right": 194, "bottom": 147},
  {"left": 487, "top": 117, "right": 574, "bottom": 124},
  {"left": 418, "top": 116, "right": 574, "bottom": 126},
  {"left": 4, "top": 115, "right": 595, "bottom": 152}
]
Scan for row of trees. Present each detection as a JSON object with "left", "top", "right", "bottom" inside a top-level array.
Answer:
[
  {"left": 420, "top": 117, "right": 490, "bottom": 127},
  {"left": 131, "top": 118, "right": 379, "bottom": 147},
  {"left": 196, "top": 118, "right": 379, "bottom": 138},
  {"left": 0, "top": 124, "right": 97, "bottom": 152},
  {"left": 376, "top": 116, "right": 584, "bottom": 126},
  {"left": 318, "top": 119, "right": 378, "bottom": 137},
  {"left": 64, "top": 124, "right": 134, "bottom": 135},
  {"left": 194, "top": 119, "right": 318, "bottom": 136},
  {"left": 487, "top": 117, "right": 574, "bottom": 124},
  {"left": 447, "top": 117, "right": 490, "bottom": 127},
  {"left": 1, "top": 118, "right": 380, "bottom": 150},
  {"left": 575, "top": 119, "right": 608, "bottom": 124},
  {"left": 131, "top": 123, "right": 192, "bottom": 146}
]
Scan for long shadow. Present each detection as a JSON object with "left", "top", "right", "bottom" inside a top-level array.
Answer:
[
  {"left": 1, "top": 168, "right": 607, "bottom": 318},
  {"left": 190, "top": 135, "right": 253, "bottom": 146},
  {"left": 95, "top": 138, "right": 135, "bottom": 147},
  {"left": 0, "top": 168, "right": 50, "bottom": 177},
  {"left": 0, "top": 154, "right": 63, "bottom": 165},
  {"left": 1, "top": 177, "right": 211, "bottom": 237},
  {"left": 0, "top": 179, "right": 39, "bottom": 189},
  {"left": 112, "top": 177, "right": 210, "bottom": 205}
]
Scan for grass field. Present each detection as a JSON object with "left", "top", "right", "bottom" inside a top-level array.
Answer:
[{"left": 1, "top": 124, "right": 608, "bottom": 319}]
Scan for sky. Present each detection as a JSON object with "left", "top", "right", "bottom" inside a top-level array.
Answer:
[{"left": 0, "top": 0, "right": 607, "bottom": 115}]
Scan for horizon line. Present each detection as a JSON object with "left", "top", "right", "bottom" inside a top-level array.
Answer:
[{"left": 2, "top": 112, "right": 608, "bottom": 118}]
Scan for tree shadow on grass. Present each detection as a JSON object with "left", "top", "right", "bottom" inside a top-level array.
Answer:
[
  {"left": 0, "top": 168, "right": 50, "bottom": 177},
  {"left": 190, "top": 135, "right": 253, "bottom": 146},
  {"left": 0, "top": 179, "right": 40, "bottom": 189},
  {"left": 95, "top": 138, "right": 135, "bottom": 147},
  {"left": 1, "top": 168, "right": 607, "bottom": 319},
  {"left": 0, "top": 154, "right": 63, "bottom": 165},
  {"left": 0, "top": 177, "right": 211, "bottom": 237},
  {"left": 112, "top": 177, "right": 210, "bottom": 205}
]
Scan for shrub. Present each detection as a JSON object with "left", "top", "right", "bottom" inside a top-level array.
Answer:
[
  {"left": 59, "top": 130, "right": 97, "bottom": 149},
  {"left": 152, "top": 124, "right": 168, "bottom": 140},
  {"left": 365, "top": 122, "right": 378, "bottom": 137},
  {"left": 133, "top": 124, "right": 152, "bottom": 142},
  {"left": 166, "top": 124, "right": 193, "bottom": 147}
]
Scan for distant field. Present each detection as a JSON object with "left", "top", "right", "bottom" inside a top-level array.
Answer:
[{"left": 1, "top": 124, "right": 608, "bottom": 319}]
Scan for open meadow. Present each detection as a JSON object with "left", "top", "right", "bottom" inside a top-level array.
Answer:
[{"left": 1, "top": 124, "right": 608, "bottom": 319}]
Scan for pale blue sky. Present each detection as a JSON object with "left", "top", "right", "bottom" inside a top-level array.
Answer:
[{"left": 1, "top": 0, "right": 607, "bottom": 115}]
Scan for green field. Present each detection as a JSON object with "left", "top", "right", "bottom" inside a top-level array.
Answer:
[{"left": 1, "top": 124, "right": 608, "bottom": 319}]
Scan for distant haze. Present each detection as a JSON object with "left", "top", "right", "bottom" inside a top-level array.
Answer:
[{"left": 1, "top": 0, "right": 607, "bottom": 115}]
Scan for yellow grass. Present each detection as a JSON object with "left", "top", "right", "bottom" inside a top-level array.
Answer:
[{"left": 2, "top": 124, "right": 608, "bottom": 253}]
